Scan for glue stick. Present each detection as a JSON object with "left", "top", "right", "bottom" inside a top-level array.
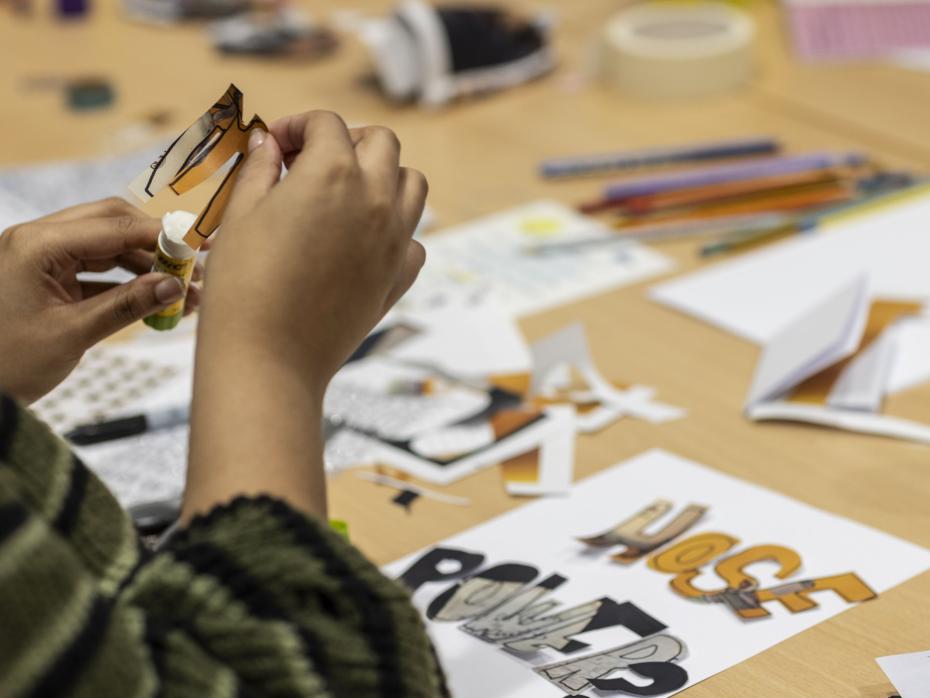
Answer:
[{"left": 144, "top": 211, "right": 197, "bottom": 331}]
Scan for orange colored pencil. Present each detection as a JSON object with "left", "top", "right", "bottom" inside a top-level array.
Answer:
[{"left": 614, "top": 186, "right": 855, "bottom": 228}]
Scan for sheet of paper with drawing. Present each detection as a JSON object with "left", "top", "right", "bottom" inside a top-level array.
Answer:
[
  {"left": 398, "top": 200, "right": 673, "bottom": 317},
  {"left": 384, "top": 449, "right": 930, "bottom": 698},
  {"left": 650, "top": 187, "right": 930, "bottom": 394}
]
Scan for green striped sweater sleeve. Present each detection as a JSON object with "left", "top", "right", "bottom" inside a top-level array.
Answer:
[{"left": 0, "top": 394, "right": 449, "bottom": 698}]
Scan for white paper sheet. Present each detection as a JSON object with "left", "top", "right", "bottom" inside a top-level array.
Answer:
[
  {"left": 389, "top": 307, "right": 532, "bottom": 378},
  {"left": 385, "top": 449, "right": 930, "bottom": 698},
  {"left": 650, "top": 189, "right": 930, "bottom": 393},
  {"left": 877, "top": 649, "right": 930, "bottom": 698},
  {"left": 399, "top": 200, "right": 674, "bottom": 318}
]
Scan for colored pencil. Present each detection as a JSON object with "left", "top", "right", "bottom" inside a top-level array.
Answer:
[
  {"left": 529, "top": 212, "right": 798, "bottom": 254},
  {"left": 540, "top": 136, "right": 779, "bottom": 179},
  {"left": 614, "top": 185, "right": 855, "bottom": 227},
  {"left": 600, "top": 152, "right": 867, "bottom": 202},
  {"left": 700, "top": 223, "right": 800, "bottom": 257}
]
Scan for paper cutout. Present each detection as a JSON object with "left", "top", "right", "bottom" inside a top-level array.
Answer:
[
  {"left": 535, "top": 635, "right": 689, "bottom": 696},
  {"left": 579, "top": 499, "right": 707, "bottom": 564},
  {"left": 398, "top": 546, "right": 487, "bottom": 593},
  {"left": 529, "top": 324, "right": 686, "bottom": 432},
  {"left": 641, "top": 531, "right": 879, "bottom": 620},
  {"left": 428, "top": 563, "right": 540, "bottom": 621},
  {"left": 391, "top": 489, "right": 420, "bottom": 512},
  {"left": 745, "top": 275, "right": 930, "bottom": 444},
  {"left": 355, "top": 471, "right": 471, "bottom": 507},
  {"left": 129, "top": 83, "right": 266, "bottom": 250}
]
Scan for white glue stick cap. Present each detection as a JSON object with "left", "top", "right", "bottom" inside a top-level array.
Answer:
[{"left": 159, "top": 211, "right": 198, "bottom": 259}]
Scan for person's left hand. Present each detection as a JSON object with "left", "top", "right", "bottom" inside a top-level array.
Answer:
[{"left": 0, "top": 197, "right": 203, "bottom": 404}]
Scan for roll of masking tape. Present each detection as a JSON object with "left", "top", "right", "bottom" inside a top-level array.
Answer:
[{"left": 599, "top": 3, "right": 755, "bottom": 98}]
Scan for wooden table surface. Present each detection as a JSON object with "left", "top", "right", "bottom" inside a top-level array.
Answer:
[{"left": 4, "top": 1, "right": 930, "bottom": 695}]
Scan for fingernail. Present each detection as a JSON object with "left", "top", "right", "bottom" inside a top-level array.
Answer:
[
  {"left": 155, "top": 277, "right": 185, "bottom": 304},
  {"left": 248, "top": 128, "right": 266, "bottom": 153}
]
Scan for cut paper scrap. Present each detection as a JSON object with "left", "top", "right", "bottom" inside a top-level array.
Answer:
[
  {"left": 356, "top": 471, "right": 471, "bottom": 507},
  {"left": 649, "top": 185, "right": 930, "bottom": 394},
  {"left": 129, "top": 83, "right": 266, "bottom": 250},
  {"left": 383, "top": 448, "right": 930, "bottom": 698},
  {"left": 745, "top": 275, "right": 930, "bottom": 444},
  {"left": 877, "top": 649, "right": 930, "bottom": 698},
  {"left": 529, "top": 323, "right": 686, "bottom": 431},
  {"left": 499, "top": 405, "right": 575, "bottom": 497}
]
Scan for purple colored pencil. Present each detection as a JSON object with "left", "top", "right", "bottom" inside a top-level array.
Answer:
[{"left": 602, "top": 152, "right": 866, "bottom": 201}]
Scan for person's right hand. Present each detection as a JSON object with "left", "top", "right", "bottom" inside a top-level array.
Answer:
[
  {"left": 183, "top": 110, "right": 427, "bottom": 521},
  {"left": 200, "top": 111, "right": 427, "bottom": 395}
]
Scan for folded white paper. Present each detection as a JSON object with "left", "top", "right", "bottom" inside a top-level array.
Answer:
[
  {"left": 744, "top": 276, "right": 930, "bottom": 444},
  {"left": 651, "top": 187, "right": 930, "bottom": 394}
]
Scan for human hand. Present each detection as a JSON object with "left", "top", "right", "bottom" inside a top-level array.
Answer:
[
  {"left": 199, "top": 111, "right": 427, "bottom": 394},
  {"left": 182, "top": 111, "right": 426, "bottom": 521},
  {"left": 0, "top": 198, "right": 202, "bottom": 404}
]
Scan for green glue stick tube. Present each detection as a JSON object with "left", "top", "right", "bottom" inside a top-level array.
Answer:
[{"left": 144, "top": 211, "right": 198, "bottom": 331}]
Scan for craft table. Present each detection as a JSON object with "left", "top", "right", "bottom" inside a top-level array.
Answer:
[{"left": 3, "top": 1, "right": 929, "bottom": 694}]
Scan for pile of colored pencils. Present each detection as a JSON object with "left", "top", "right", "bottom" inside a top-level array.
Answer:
[{"left": 540, "top": 138, "right": 917, "bottom": 256}]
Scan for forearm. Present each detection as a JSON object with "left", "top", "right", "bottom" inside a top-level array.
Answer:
[{"left": 183, "top": 331, "right": 328, "bottom": 523}]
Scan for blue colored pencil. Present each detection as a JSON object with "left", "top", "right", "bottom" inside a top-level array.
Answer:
[{"left": 540, "top": 136, "right": 779, "bottom": 179}]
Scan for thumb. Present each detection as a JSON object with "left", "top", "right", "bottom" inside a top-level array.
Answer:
[
  {"left": 74, "top": 273, "right": 185, "bottom": 346},
  {"left": 223, "top": 128, "right": 283, "bottom": 223}
]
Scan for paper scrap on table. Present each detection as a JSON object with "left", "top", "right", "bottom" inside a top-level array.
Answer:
[
  {"left": 499, "top": 406, "right": 575, "bottom": 496},
  {"left": 0, "top": 145, "right": 165, "bottom": 234},
  {"left": 384, "top": 448, "right": 930, "bottom": 698},
  {"left": 744, "top": 274, "right": 930, "bottom": 444},
  {"left": 877, "top": 649, "right": 930, "bottom": 698},
  {"left": 325, "top": 320, "right": 683, "bottom": 488},
  {"left": 530, "top": 323, "right": 687, "bottom": 432},
  {"left": 650, "top": 187, "right": 930, "bottom": 394},
  {"left": 399, "top": 200, "right": 673, "bottom": 317}
]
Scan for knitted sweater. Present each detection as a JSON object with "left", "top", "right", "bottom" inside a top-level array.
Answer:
[{"left": 0, "top": 394, "right": 449, "bottom": 697}]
